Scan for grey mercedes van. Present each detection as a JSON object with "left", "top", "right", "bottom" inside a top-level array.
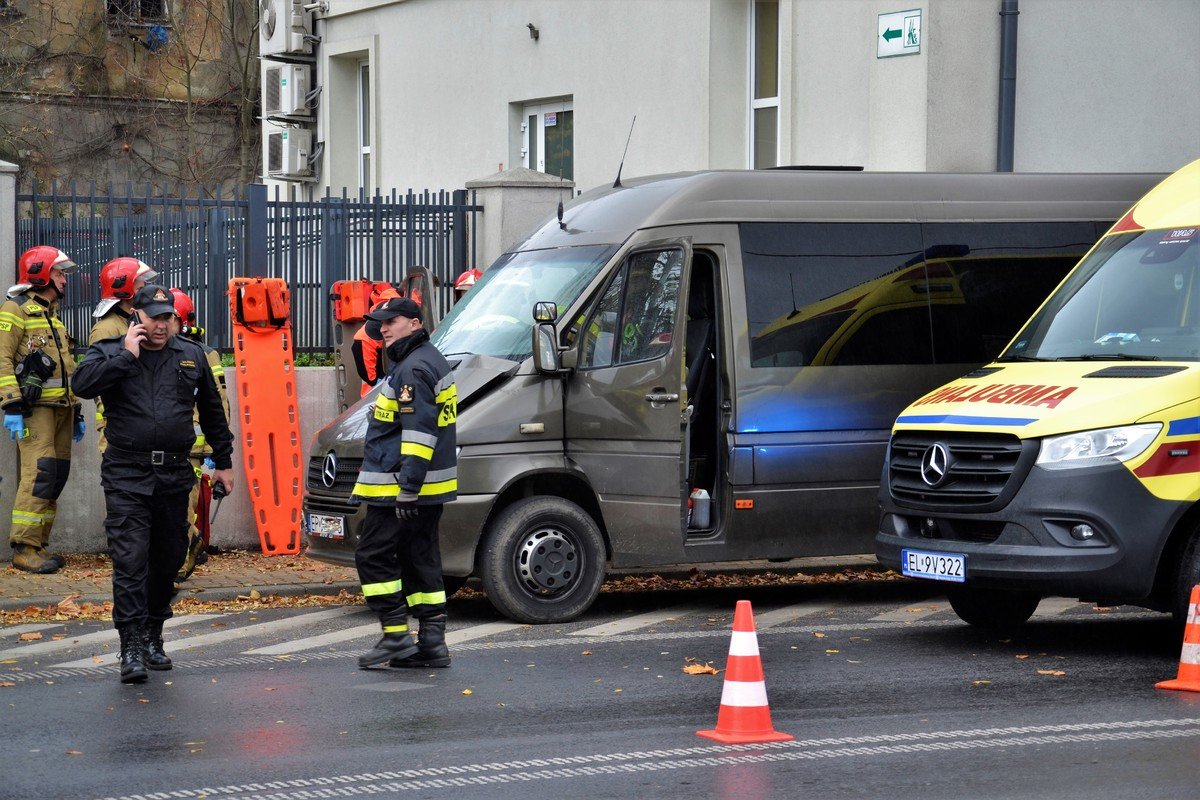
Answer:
[{"left": 303, "top": 169, "right": 1162, "bottom": 623}]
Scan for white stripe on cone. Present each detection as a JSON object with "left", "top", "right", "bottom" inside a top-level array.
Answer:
[
  {"left": 1180, "top": 642, "right": 1200, "bottom": 665},
  {"left": 719, "top": 679, "right": 770, "bottom": 708},
  {"left": 1189, "top": 602, "right": 1199, "bottom": 626},
  {"left": 728, "top": 630, "right": 760, "bottom": 656}
]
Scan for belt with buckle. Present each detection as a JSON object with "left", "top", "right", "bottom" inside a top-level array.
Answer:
[{"left": 105, "top": 446, "right": 191, "bottom": 466}]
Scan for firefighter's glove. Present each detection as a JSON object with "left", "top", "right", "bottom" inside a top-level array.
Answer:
[
  {"left": 14, "top": 350, "right": 55, "bottom": 406},
  {"left": 394, "top": 493, "right": 419, "bottom": 522},
  {"left": 72, "top": 407, "right": 85, "bottom": 442},
  {"left": 203, "top": 457, "right": 216, "bottom": 470},
  {"left": 4, "top": 413, "right": 26, "bottom": 441}
]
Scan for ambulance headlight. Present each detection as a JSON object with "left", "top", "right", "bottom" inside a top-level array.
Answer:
[{"left": 1036, "top": 423, "right": 1161, "bottom": 470}]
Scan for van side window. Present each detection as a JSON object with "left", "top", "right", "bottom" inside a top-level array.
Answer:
[
  {"left": 923, "top": 222, "right": 1105, "bottom": 363},
  {"left": 581, "top": 248, "right": 683, "bottom": 368},
  {"left": 741, "top": 223, "right": 930, "bottom": 367}
]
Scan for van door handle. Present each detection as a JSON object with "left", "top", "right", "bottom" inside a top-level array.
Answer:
[{"left": 645, "top": 391, "right": 679, "bottom": 404}]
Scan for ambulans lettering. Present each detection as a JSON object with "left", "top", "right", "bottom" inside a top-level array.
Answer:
[{"left": 912, "top": 383, "right": 1078, "bottom": 409}]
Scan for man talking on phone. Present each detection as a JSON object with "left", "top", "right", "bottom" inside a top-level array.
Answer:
[{"left": 73, "top": 284, "right": 234, "bottom": 684}]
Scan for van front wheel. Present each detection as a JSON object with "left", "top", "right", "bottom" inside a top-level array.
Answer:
[
  {"left": 478, "top": 497, "right": 606, "bottom": 624},
  {"left": 947, "top": 586, "right": 1040, "bottom": 631}
]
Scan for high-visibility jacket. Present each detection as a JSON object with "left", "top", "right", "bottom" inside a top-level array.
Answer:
[
  {"left": 183, "top": 337, "right": 230, "bottom": 457},
  {"left": 351, "top": 323, "right": 384, "bottom": 397},
  {"left": 0, "top": 291, "right": 78, "bottom": 411},
  {"left": 350, "top": 329, "right": 457, "bottom": 506},
  {"left": 88, "top": 308, "right": 132, "bottom": 441}
]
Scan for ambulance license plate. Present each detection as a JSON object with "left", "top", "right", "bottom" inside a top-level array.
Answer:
[
  {"left": 901, "top": 548, "right": 965, "bottom": 583},
  {"left": 308, "top": 513, "right": 345, "bottom": 540}
]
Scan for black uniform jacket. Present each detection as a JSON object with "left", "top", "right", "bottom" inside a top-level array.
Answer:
[{"left": 73, "top": 335, "right": 234, "bottom": 494}]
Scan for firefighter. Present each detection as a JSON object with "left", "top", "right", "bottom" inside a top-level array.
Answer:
[
  {"left": 168, "top": 287, "right": 229, "bottom": 582},
  {"left": 350, "top": 297, "right": 458, "bottom": 670},
  {"left": 351, "top": 283, "right": 400, "bottom": 397},
  {"left": 452, "top": 268, "right": 482, "bottom": 303},
  {"left": 90, "top": 257, "right": 157, "bottom": 455},
  {"left": 1, "top": 246, "right": 84, "bottom": 574},
  {"left": 73, "top": 284, "right": 234, "bottom": 683}
]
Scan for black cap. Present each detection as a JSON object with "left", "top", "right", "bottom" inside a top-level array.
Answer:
[
  {"left": 364, "top": 296, "right": 422, "bottom": 323},
  {"left": 132, "top": 284, "right": 176, "bottom": 318}
]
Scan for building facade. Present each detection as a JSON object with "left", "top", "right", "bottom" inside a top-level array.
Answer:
[{"left": 290, "top": 0, "right": 1197, "bottom": 199}]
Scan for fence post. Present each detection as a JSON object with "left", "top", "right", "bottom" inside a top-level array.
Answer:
[
  {"left": 0, "top": 159, "right": 16, "bottom": 277},
  {"left": 245, "top": 182, "right": 268, "bottom": 274},
  {"left": 464, "top": 167, "right": 566, "bottom": 272},
  {"left": 451, "top": 188, "right": 468, "bottom": 274}
]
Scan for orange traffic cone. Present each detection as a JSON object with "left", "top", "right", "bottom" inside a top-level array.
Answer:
[
  {"left": 1157, "top": 585, "right": 1200, "bottom": 692},
  {"left": 697, "top": 599, "right": 794, "bottom": 744}
]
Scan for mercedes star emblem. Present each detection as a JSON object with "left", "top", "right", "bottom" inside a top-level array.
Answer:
[
  {"left": 919, "top": 443, "right": 950, "bottom": 487},
  {"left": 321, "top": 452, "right": 338, "bottom": 488}
]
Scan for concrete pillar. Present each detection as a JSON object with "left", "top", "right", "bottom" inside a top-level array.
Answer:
[{"left": 465, "top": 167, "right": 575, "bottom": 270}]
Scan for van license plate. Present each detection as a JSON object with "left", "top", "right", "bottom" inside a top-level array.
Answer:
[
  {"left": 308, "top": 513, "right": 345, "bottom": 540},
  {"left": 901, "top": 548, "right": 965, "bottom": 583}
]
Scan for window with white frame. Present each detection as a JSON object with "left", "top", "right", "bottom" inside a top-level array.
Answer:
[
  {"left": 522, "top": 99, "right": 574, "bottom": 181},
  {"left": 750, "top": 0, "right": 779, "bottom": 169},
  {"left": 358, "top": 60, "right": 371, "bottom": 191}
]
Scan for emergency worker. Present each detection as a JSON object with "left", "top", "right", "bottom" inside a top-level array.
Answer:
[
  {"left": 73, "top": 284, "right": 234, "bottom": 684},
  {"left": 168, "top": 287, "right": 229, "bottom": 582},
  {"left": 351, "top": 284, "right": 400, "bottom": 397},
  {"left": 452, "top": 268, "right": 482, "bottom": 303},
  {"left": 90, "top": 257, "right": 157, "bottom": 454},
  {"left": 0, "top": 246, "right": 83, "bottom": 573},
  {"left": 350, "top": 297, "right": 458, "bottom": 670}
]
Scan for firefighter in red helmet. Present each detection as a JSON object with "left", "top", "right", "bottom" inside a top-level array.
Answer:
[
  {"left": 167, "top": 288, "right": 229, "bottom": 583},
  {"left": 352, "top": 283, "right": 400, "bottom": 397},
  {"left": 1, "top": 246, "right": 83, "bottom": 573},
  {"left": 90, "top": 257, "right": 158, "bottom": 455},
  {"left": 453, "top": 268, "right": 482, "bottom": 303}
]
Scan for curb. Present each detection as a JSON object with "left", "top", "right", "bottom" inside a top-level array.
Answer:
[{"left": 0, "top": 581, "right": 362, "bottom": 612}]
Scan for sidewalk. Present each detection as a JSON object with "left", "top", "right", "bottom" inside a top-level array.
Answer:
[
  {"left": 0, "top": 549, "right": 885, "bottom": 612},
  {"left": 0, "top": 550, "right": 361, "bottom": 611}
]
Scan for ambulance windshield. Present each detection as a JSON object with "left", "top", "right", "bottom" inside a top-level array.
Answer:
[
  {"left": 432, "top": 244, "right": 615, "bottom": 362},
  {"left": 1003, "top": 228, "right": 1200, "bottom": 362}
]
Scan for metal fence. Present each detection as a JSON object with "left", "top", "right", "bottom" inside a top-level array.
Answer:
[{"left": 15, "top": 181, "right": 480, "bottom": 351}]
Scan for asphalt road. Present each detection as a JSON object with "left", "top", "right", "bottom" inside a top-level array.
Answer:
[{"left": 4, "top": 580, "right": 1199, "bottom": 800}]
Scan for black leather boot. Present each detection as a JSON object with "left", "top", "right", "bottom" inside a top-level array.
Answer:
[
  {"left": 118, "top": 625, "right": 148, "bottom": 684},
  {"left": 142, "top": 620, "right": 172, "bottom": 670},
  {"left": 390, "top": 614, "right": 450, "bottom": 668},
  {"left": 358, "top": 615, "right": 418, "bottom": 668}
]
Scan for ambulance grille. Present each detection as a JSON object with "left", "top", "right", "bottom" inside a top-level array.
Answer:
[
  {"left": 888, "top": 431, "right": 1035, "bottom": 510},
  {"left": 306, "top": 456, "right": 363, "bottom": 492}
]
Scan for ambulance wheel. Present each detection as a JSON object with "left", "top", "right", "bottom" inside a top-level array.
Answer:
[
  {"left": 1172, "top": 523, "right": 1200, "bottom": 624},
  {"left": 947, "top": 586, "right": 1040, "bottom": 631},
  {"left": 478, "top": 496, "right": 606, "bottom": 624}
]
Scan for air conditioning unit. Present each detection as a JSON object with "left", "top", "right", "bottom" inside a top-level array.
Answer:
[
  {"left": 259, "top": 0, "right": 312, "bottom": 56},
  {"left": 263, "top": 64, "right": 311, "bottom": 117},
  {"left": 266, "top": 127, "right": 313, "bottom": 179}
]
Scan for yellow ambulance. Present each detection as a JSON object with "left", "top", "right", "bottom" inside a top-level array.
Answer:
[{"left": 876, "top": 159, "right": 1200, "bottom": 628}]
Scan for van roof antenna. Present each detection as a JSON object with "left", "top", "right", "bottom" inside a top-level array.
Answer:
[
  {"left": 786, "top": 272, "right": 801, "bottom": 319},
  {"left": 612, "top": 115, "right": 637, "bottom": 189}
]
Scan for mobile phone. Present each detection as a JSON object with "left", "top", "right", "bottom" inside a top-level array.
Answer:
[{"left": 130, "top": 311, "right": 142, "bottom": 325}]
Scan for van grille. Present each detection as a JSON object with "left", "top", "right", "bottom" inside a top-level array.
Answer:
[
  {"left": 306, "top": 456, "right": 363, "bottom": 492},
  {"left": 888, "top": 431, "right": 1032, "bottom": 509}
]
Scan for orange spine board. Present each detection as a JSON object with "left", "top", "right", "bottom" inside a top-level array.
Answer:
[{"left": 228, "top": 277, "right": 303, "bottom": 555}]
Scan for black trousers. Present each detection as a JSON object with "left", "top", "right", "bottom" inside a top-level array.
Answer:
[
  {"left": 355, "top": 504, "right": 445, "bottom": 624},
  {"left": 104, "top": 487, "right": 191, "bottom": 628}
]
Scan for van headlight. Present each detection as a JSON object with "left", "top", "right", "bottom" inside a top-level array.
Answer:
[{"left": 1036, "top": 423, "right": 1161, "bottom": 470}]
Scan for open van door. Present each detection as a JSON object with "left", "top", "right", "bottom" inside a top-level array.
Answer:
[
  {"left": 564, "top": 239, "right": 692, "bottom": 565},
  {"left": 403, "top": 266, "right": 440, "bottom": 330}
]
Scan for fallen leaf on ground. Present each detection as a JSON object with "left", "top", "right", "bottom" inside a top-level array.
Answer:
[
  {"left": 461, "top": 689, "right": 473, "bottom": 696},
  {"left": 65, "top": 750, "right": 82, "bottom": 756},
  {"left": 18, "top": 632, "right": 41, "bottom": 641},
  {"left": 1015, "top": 654, "right": 1030, "bottom": 660},
  {"left": 0, "top": 681, "right": 15, "bottom": 687},
  {"left": 682, "top": 657, "right": 719, "bottom": 675},
  {"left": 1037, "top": 669, "right": 1066, "bottom": 677},
  {"left": 972, "top": 680, "right": 992, "bottom": 686}
]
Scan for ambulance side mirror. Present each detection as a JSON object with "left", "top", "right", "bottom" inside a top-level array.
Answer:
[{"left": 533, "top": 323, "right": 561, "bottom": 374}]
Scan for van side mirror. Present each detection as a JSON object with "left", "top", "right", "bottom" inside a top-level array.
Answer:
[
  {"left": 533, "top": 301, "right": 558, "bottom": 323},
  {"left": 533, "top": 323, "right": 562, "bottom": 374}
]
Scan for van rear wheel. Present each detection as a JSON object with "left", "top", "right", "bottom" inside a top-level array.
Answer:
[
  {"left": 1172, "top": 521, "right": 1200, "bottom": 624},
  {"left": 478, "top": 496, "right": 606, "bottom": 624},
  {"left": 947, "top": 586, "right": 1040, "bottom": 631}
]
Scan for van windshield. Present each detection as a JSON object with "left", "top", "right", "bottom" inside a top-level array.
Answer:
[
  {"left": 1003, "top": 228, "right": 1200, "bottom": 362},
  {"left": 433, "top": 244, "right": 616, "bottom": 362}
]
